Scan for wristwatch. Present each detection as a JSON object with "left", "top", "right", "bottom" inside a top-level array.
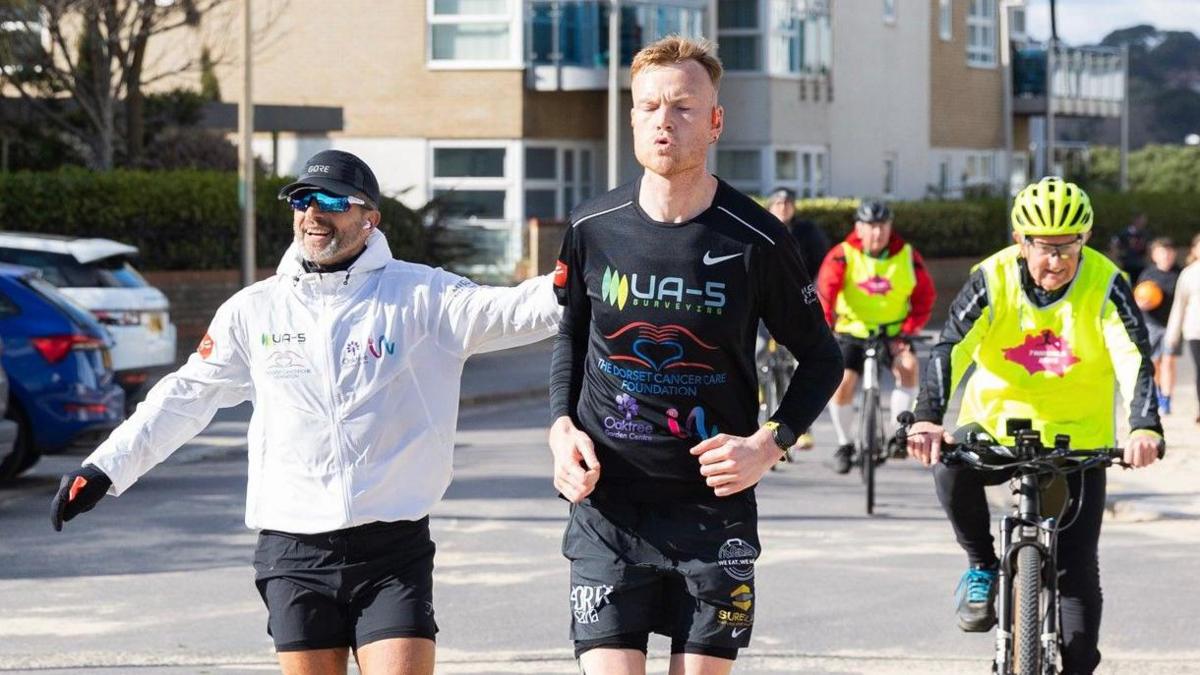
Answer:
[{"left": 763, "top": 420, "right": 798, "bottom": 454}]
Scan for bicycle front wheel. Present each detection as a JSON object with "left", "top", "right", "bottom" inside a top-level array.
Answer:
[
  {"left": 1012, "top": 545, "right": 1044, "bottom": 675},
  {"left": 857, "top": 387, "right": 878, "bottom": 514}
]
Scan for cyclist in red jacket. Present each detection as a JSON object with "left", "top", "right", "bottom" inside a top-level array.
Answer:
[{"left": 816, "top": 201, "right": 935, "bottom": 473}]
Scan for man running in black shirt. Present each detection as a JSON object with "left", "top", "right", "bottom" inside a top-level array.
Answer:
[{"left": 548, "top": 37, "right": 843, "bottom": 674}]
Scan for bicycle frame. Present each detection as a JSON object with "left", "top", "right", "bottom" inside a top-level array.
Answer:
[{"left": 856, "top": 332, "right": 890, "bottom": 514}]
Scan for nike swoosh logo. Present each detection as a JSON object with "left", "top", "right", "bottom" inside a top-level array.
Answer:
[
  {"left": 703, "top": 251, "right": 743, "bottom": 265},
  {"left": 731, "top": 627, "right": 748, "bottom": 638}
]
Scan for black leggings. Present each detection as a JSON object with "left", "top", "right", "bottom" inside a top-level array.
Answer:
[{"left": 934, "top": 454, "right": 1106, "bottom": 675}]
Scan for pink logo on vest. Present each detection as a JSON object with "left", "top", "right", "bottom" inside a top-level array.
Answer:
[
  {"left": 1003, "top": 330, "right": 1081, "bottom": 376},
  {"left": 857, "top": 275, "right": 893, "bottom": 296}
]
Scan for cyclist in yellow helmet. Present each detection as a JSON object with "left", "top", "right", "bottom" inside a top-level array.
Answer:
[{"left": 906, "top": 177, "right": 1162, "bottom": 675}]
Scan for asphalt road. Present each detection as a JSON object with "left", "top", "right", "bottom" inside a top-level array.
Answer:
[{"left": 0, "top": 395, "right": 1197, "bottom": 674}]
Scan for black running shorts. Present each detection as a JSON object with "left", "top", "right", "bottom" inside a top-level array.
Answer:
[
  {"left": 563, "top": 488, "right": 761, "bottom": 661},
  {"left": 253, "top": 518, "right": 438, "bottom": 652},
  {"left": 836, "top": 333, "right": 907, "bottom": 374}
]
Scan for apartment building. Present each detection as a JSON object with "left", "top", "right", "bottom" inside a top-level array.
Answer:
[{"left": 160, "top": 0, "right": 1117, "bottom": 276}]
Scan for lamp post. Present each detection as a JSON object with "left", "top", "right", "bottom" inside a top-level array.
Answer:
[
  {"left": 239, "top": 0, "right": 255, "bottom": 288},
  {"left": 607, "top": 0, "right": 620, "bottom": 190},
  {"left": 1119, "top": 44, "right": 1130, "bottom": 191},
  {"left": 999, "top": 0, "right": 1025, "bottom": 234}
]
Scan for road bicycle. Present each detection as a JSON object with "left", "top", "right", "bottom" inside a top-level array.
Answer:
[
  {"left": 855, "top": 327, "right": 927, "bottom": 514},
  {"left": 895, "top": 412, "right": 1164, "bottom": 674},
  {"left": 757, "top": 332, "right": 799, "bottom": 464}
]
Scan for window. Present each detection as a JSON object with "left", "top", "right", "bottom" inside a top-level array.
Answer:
[
  {"left": 775, "top": 150, "right": 797, "bottom": 181},
  {"left": 0, "top": 4, "right": 45, "bottom": 76},
  {"left": 938, "top": 159, "right": 950, "bottom": 195},
  {"left": 883, "top": 0, "right": 896, "bottom": 24},
  {"left": 428, "top": 0, "right": 516, "bottom": 65},
  {"left": 1010, "top": 6, "right": 1026, "bottom": 39},
  {"left": 883, "top": 152, "right": 897, "bottom": 197},
  {"left": 719, "top": 1, "right": 830, "bottom": 76},
  {"left": 718, "top": 0, "right": 760, "bottom": 71},
  {"left": 717, "top": 149, "right": 761, "bottom": 185},
  {"left": 434, "top": 148, "right": 505, "bottom": 177},
  {"left": 434, "top": 189, "right": 507, "bottom": 219},
  {"left": 523, "top": 143, "right": 600, "bottom": 219},
  {"left": 766, "top": 0, "right": 831, "bottom": 75},
  {"left": 0, "top": 249, "right": 148, "bottom": 288},
  {"left": 431, "top": 145, "right": 509, "bottom": 222},
  {"left": 525, "top": 147, "right": 556, "bottom": 180},
  {"left": 771, "top": 146, "right": 828, "bottom": 199},
  {"left": 0, "top": 290, "right": 18, "bottom": 319},
  {"left": 964, "top": 152, "right": 996, "bottom": 186},
  {"left": 939, "top": 0, "right": 952, "bottom": 41},
  {"left": 967, "top": 0, "right": 997, "bottom": 67}
]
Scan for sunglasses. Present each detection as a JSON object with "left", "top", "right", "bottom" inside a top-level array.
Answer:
[{"left": 288, "top": 191, "right": 367, "bottom": 213}]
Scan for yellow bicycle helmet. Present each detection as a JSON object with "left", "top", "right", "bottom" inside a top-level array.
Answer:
[{"left": 1011, "top": 176, "right": 1093, "bottom": 236}]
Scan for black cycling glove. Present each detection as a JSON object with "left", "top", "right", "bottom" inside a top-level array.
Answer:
[{"left": 50, "top": 464, "right": 112, "bottom": 532}]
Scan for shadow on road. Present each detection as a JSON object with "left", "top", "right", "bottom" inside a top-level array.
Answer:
[{"left": 0, "top": 456, "right": 253, "bottom": 581}]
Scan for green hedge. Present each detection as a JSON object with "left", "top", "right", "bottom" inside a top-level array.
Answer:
[
  {"left": 0, "top": 169, "right": 423, "bottom": 270},
  {"left": 1078, "top": 145, "right": 1200, "bottom": 194},
  {"left": 787, "top": 192, "right": 1200, "bottom": 258}
]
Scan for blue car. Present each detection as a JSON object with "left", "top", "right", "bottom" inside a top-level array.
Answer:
[{"left": 0, "top": 264, "right": 124, "bottom": 480}]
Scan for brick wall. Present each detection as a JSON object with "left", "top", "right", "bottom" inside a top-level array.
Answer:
[
  {"left": 142, "top": 269, "right": 274, "bottom": 364},
  {"left": 929, "top": 0, "right": 1005, "bottom": 149},
  {"left": 527, "top": 219, "right": 569, "bottom": 278}
]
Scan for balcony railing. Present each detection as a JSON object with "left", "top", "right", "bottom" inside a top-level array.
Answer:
[
  {"left": 526, "top": 0, "right": 707, "bottom": 90},
  {"left": 1013, "top": 42, "right": 1125, "bottom": 118}
]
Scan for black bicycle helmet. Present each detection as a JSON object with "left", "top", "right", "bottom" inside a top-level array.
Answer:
[{"left": 855, "top": 200, "right": 892, "bottom": 223}]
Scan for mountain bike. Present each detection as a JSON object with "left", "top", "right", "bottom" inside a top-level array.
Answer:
[{"left": 895, "top": 412, "right": 1164, "bottom": 674}]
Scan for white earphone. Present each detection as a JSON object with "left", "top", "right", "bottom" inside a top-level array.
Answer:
[{"left": 362, "top": 220, "right": 372, "bottom": 230}]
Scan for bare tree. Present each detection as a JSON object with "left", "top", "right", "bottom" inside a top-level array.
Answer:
[{"left": 0, "top": 0, "right": 248, "bottom": 169}]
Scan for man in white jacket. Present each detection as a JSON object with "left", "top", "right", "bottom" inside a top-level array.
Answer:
[{"left": 49, "top": 150, "right": 561, "bottom": 675}]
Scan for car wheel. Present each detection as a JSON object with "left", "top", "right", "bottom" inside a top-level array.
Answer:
[
  {"left": 0, "top": 406, "right": 30, "bottom": 483},
  {"left": 1, "top": 402, "right": 38, "bottom": 482}
]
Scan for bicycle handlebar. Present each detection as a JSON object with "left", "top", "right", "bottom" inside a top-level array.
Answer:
[{"left": 893, "top": 411, "right": 1165, "bottom": 471}]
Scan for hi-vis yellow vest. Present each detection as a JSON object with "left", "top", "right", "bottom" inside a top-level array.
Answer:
[
  {"left": 956, "top": 245, "right": 1121, "bottom": 447},
  {"left": 834, "top": 243, "right": 916, "bottom": 338}
]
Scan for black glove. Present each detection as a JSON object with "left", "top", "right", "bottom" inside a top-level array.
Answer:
[{"left": 50, "top": 464, "right": 112, "bottom": 532}]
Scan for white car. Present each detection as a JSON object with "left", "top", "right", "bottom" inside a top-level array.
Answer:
[{"left": 0, "top": 233, "right": 177, "bottom": 400}]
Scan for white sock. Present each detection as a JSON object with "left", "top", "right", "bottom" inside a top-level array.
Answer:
[
  {"left": 890, "top": 386, "right": 917, "bottom": 430},
  {"left": 829, "top": 402, "right": 854, "bottom": 446}
]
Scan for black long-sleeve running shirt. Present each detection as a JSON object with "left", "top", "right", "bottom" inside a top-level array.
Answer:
[{"left": 550, "top": 177, "right": 843, "bottom": 490}]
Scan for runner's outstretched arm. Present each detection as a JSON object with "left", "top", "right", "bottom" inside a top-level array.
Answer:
[
  {"left": 81, "top": 295, "right": 255, "bottom": 497},
  {"left": 434, "top": 270, "right": 562, "bottom": 356}
]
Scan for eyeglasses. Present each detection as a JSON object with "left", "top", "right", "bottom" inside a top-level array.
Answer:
[
  {"left": 1023, "top": 236, "right": 1084, "bottom": 259},
  {"left": 288, "top": 191, "right": 367, "bottom": 213}
]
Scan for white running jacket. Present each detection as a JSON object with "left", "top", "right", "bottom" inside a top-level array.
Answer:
[{"left": 84, "top": 231, "right": 560, "bottom": 533}]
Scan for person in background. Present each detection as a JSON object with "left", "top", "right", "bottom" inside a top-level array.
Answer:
[
  {"left": 1109, "top": 212, "right": 1152, "bottom": 281},
  {"left": 765, "top": 187, "right": 833, "bottom": 452},
  {"left": 1134, "top": 238, "right": 1181, "bottom": 414},
  {"left": 1165, "top": 234, "right": 1200, "bottom": 423},
  {"left": 766, "top": 187, "right": 831, "bottom": 278}
]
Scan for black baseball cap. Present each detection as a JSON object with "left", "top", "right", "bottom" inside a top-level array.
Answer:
[
  {"left": 767, "top": 187, "right": 797, "bottom": 205},
  {"left": 278, "top": 150, "right": 380, "bottom": 206}
]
